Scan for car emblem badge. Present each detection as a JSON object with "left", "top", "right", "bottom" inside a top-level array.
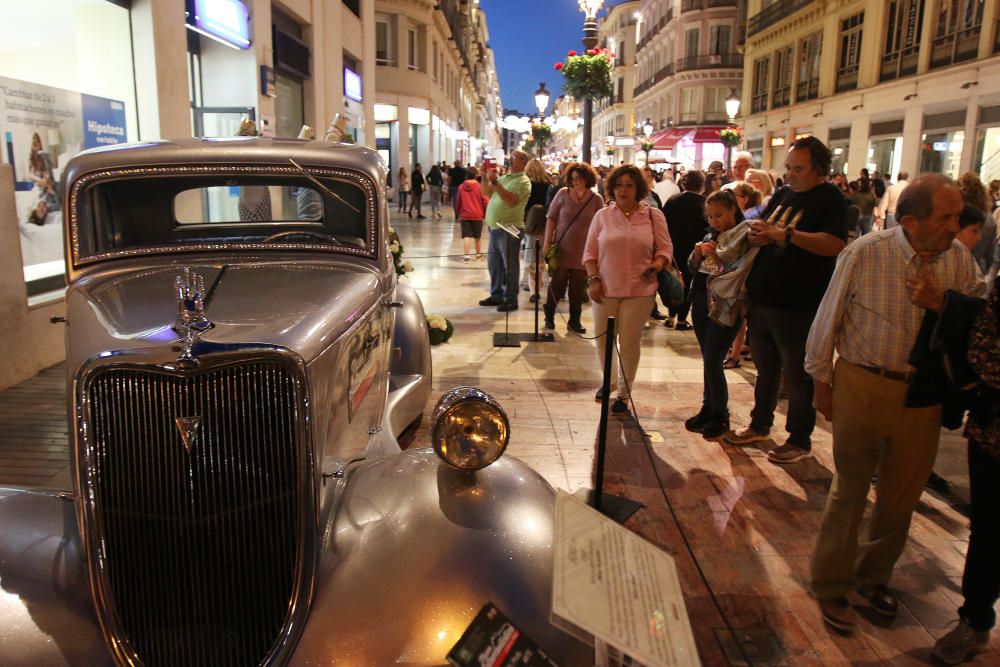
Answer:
[
  {"left": 174, "top": 417, "right": 202, "bottom": 453},
  {"left": 173, "top": 268, "right": 213, "bottom": 364}
]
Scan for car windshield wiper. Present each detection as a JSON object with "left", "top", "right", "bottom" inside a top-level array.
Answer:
[{"left": 288, "top": 158, "right": 361, "bottom": 214}]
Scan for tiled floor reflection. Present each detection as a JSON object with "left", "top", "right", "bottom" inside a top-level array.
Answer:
[{"left": 394, "top": 211, "right": 999, "bottom": 666}]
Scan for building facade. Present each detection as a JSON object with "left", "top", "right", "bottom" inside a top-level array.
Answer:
[
  {"left": 0, "top": 0, "right": 378, "bottom": 391},
  {"left": 632, "top": 0, "right": 744, "bottom": 168},
  {"left": 593, "top": 1, "right": 640, "bottom": 165},
  {"left": 373, "top": 0, "right": 503, "bottom": 184},
  {"left": 741, "top": 0, "right": 1000, "bottom": 181}
]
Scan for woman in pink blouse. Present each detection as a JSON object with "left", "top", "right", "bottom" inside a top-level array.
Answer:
[{"left": 583, "top": 165, "right": 674, "bottom": 414}]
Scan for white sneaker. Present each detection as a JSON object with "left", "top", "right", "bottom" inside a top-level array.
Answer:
[{"left": 463, "top": 255, "right": 471, "bottom": 263}]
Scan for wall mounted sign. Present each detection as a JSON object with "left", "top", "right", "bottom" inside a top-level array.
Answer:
[
  {"left": 186, "top": 0, "right": 251, "bottom": 50},
  {"left": 344, "top": 68, "right": 362, "bottom": 103}
]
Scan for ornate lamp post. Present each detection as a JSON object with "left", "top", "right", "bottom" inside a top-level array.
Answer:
[
  {"left": 723, "top": 90, "right": 742, "bottom": 169},
  {"left": 578, "top": 0, "right": 604, "bottom": 164},
  {"left": 534, "top": 82, "right": 550, "bottom": 119},
  {"left": 640, "top": 118, "right": 654, "bottom": 166}
]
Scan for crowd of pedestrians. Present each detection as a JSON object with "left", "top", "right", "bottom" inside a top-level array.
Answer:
[{"left": 391, "top": 137, "right": 1000, "bottom": 664}]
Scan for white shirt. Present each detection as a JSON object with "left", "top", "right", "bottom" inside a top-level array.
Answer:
[
  {"left": 653, "top": 178, "right": 680, "bottom": 203},
  {"left": 876, "top": 180, "right": 908, "bottom": 218}
]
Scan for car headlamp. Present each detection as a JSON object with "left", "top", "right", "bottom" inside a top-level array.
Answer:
[{"left": 431, "top": 387, "right": 509, "bottom": 470}]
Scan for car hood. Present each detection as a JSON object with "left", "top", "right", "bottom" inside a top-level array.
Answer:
[{"left": 66, "top": 260, "right": 383, "bottom": 363}]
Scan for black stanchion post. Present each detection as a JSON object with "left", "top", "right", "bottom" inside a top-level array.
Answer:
[
  {"left": 521, "top": 238, "right": 553, "bottom": 343},
  {"left": 574, "top": 315, "right": 644, "bottom": 523},
  {"left": 493, "top": 230, "right": 521, "bottom": 348},
  {"left": 593, "top": 316, "right": 615, "bottom": 512}
]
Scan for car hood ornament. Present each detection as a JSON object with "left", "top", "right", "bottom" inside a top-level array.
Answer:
[{"left": 173, "top": 268, "right": 213, "bottom": 364}]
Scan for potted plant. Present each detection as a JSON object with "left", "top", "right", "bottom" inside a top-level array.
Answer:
[
  {"left": 554, "top": 49, "right": 614, "bottom": 102},
  {"left": 719, "top": 127, "right": 743, "bottom": 148},
  {"left": 388, "top": 227, "right": 414, "bottom": 276},
  {"left": 426, "top": 314, "right": 454, "bottom": 345}
]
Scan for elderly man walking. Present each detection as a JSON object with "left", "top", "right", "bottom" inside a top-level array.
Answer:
[
  {"left": 876, "top": 171, "right": 909, "bottom": 229},
  {"left": 479, "top": 151, "right": 531, "bottom": 312},
  {"left": 721, "top": 151, "right": 754, "bottom": 191},
  {"left": 805, "top": 173, "right": 986, "bottom": 632},
  {"left": 726, "top": 137, "right": 849, "bottom": 462}
]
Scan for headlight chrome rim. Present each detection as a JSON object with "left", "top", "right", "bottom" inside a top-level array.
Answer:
[{"left": 431, "top": 387, "right": 509, "bottom": 470}]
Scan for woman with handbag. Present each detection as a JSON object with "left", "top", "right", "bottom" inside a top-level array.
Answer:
[
  {"left": 542, "top": 162, "right": 603, "bottom": 333},
  {"left": 583, "top": 165, "right": 672, "bottom": 414}
]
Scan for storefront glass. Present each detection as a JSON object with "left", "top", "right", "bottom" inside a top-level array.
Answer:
[
  {"left": 974, "top": 126, "right": 1000, "bottom": 184},
  {"left": 830, "top": 142, "right": 849, "bottom": 176},
  {"left": 0, "top": 0, "right": 138, "bottom": 295},
  {"left": 919, "top": 130, "right": 964, "bottom": 178},
  {"left": 867, "top": 137, "right": 902, "bottom": 180}
]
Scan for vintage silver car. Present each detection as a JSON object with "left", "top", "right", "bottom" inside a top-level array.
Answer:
[{"left": 0, "top": 138, "right": 590, "bottom": 665}]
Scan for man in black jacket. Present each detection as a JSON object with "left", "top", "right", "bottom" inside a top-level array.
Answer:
[
  {"left": 662, "top": 170, "right": 708, "bottom": 330},
  {"left": 448, "top": 160, "right": 466, "bottom": 219}
]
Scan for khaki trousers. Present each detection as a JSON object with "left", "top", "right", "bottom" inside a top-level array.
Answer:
[
  {"left": 591, "top": 295, "right": 655, "bottom": 400},
  {"left": 810, "top": 359, "right": 942, "bottom": 600}
]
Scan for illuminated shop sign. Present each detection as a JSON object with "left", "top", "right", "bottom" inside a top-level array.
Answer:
[
  {"left": 187, "top": 0, "right": 251, "bottom": 50},
  {"left": 344, "top": 68, "right": 363, "bottom": 102}
]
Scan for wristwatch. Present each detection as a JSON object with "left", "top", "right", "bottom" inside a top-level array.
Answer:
[
  {"left": 586, "top": 274, "right": 602, "bottom": 286},
  {"left": 785, "top": 227, "right": 795, "bottom": 244}
]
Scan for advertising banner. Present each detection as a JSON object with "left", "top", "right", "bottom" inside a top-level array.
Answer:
[{"left": 0, "top": 76, "right": 127, "bottom": 285}]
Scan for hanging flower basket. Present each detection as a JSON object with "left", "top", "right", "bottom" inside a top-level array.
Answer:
[
  {"left": 719, "top": 127, "right": 743, "bottom": 148},
  {"left": 605, "top": 147, "right": 615, "bottom": 156},
  {"left": 426, "top": 314, "right": 454, "bottom": 345},
  {"left": 523, "top": 138, "right": 536, "bottom": 154},
  {"left": 641, "top": 141, "right": 655, "bottom": 153},
  {"left": 531, "top": 123, "right": 552, "bottom": 145},
  {"left": 554, "top": 49, "right": 614, "bottom": 102}
]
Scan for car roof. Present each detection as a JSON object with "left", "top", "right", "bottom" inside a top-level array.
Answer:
[{"left": 61, "top": 137, "right": 386, "bottom": 190}]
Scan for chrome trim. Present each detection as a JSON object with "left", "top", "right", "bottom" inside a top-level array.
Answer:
[
  {"left": 73, "top": 345, "right": 317, "bottom": 667},
  {"left": 68, "top": 164, "right": 379, "bottom": 276}
]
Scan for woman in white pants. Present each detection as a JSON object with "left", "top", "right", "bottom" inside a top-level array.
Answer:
[{"left": 583, "top": 164, "right": 674, "bottom": 414}]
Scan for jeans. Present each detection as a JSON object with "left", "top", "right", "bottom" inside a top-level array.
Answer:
[
  {"left": 487, "top": 227, "right": 521, "bottom": 303},
  {"left": 747, "top": 304, "right": 817, "bottom": 448},
  {"left": 958, "top": 440, "right": 1000, "bottom": 631},
  {"left": 449, "top": 186, "right": 460, "bottom": 217},
  {"left": 856, "top": 215, "right": 873, "bottom": 236},
  {"left": 666, "top": 263, "right": 693, "bottom": 322},
  {"left": 690, "top": 288, "right": 741, "bottom": 418},
  {"left": 398, "top": 191, "right": 408, "bottom": 212},
  {"left": 429, "top": 185, "right": 442, "bottom": 216},
  {"left": 885, "top": 212, "right": 897, "bottom": 229}
]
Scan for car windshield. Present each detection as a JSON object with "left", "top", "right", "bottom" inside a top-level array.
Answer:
[{"left": 73, "top": 172, "right": 372, "bottom": 264}]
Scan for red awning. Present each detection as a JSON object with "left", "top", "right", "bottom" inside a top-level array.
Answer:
[
  {"left": 691, "top": 127, "right": 728, "bottom": 144},
  {"left": 648, "top": 128, "right": 689, "bottom": 149}
]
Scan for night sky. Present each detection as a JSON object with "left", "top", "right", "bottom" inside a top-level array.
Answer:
[{"left": 480, "top": 0, "right": 629, "bottom": 115}]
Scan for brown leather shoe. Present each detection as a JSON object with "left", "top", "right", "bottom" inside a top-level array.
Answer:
[
  {"left": 857, "top": 584, "right": 898, "bottom": 618},
  {"left": 818, "top": 597, "right": 857, "bottom": 633}
]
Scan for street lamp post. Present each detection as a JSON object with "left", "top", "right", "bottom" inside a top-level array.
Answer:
[
  {"left": 534, "top": 82, "right": 550, "bottom": 119},
  {"left": 724, "top": 89, "right": 742, "bottom": 170},
  {"left": 578, "top": 0, "right": 603, "bottom": 165}
]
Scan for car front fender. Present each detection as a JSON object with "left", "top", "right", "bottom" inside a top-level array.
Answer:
[{"left": 292, "top": 449, "right": 591, "bottom": 665}]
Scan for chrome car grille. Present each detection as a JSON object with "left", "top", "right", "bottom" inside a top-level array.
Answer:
[{"left": 84, "top": 361, "right": 304, "bottom": 666}]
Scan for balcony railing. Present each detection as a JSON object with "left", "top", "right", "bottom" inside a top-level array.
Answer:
[
  {"left": 674, "top": 53, "right": 743, "bottom": 72},
  {"left": 634, "top": 62, "right": 676, "bottom": 97},
  {"left": 930, "top": 26, "right": 982, "bottom": 70},
  {"left": 795, "top": 77, "right": 819, "bottom": 102},
  {"left": 748, "top": 0, "right": 815, "bottom": 37},
  {"left": 879, "top": 45, "right": 920, "bottom": 82},
  {"left": 637, "top": 8, "right": 672, "bottom": 52},
  {"left": 683, "top": 0, "right": 737, "bottom": 10},
  {"left": 835, "top": 63, "right": 860, "bottom": 93},
  {"left": 772, "top": 85, "right": 791, "bottom": 109}
]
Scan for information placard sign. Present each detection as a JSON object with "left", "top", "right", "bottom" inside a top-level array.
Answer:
[{"left": 552, "top": 491, "right": 700, "bottom": 667}]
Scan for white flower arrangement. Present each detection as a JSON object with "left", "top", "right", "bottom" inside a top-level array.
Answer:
[
  {"left": 426, "top": 314, "right": 454, "bottom": 344},
  {"left": 402, "top": 261, "right": 414, "bottom": 273}
]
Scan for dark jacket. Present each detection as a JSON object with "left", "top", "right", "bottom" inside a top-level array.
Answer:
[
  {"left": 411, "top": 170, "right": 425, "bottom": 193},
  {"left": 663, "top": 191, "right": 707, "bottom": 268}
]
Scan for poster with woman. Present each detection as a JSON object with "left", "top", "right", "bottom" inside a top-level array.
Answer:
[{"left": 0, "top": 75, "right": 127, "bottom": 287}]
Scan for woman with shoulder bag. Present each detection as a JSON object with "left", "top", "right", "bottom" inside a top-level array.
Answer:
[
  {"left": 542, "top": 162, "right": 604, "bottom": 333},
  {"left": 583, "top": 165, "right": 672, "bottom": 414}
]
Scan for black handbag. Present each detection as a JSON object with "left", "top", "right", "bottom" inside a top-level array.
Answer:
[{"left": 651, "top": 215, "right": 685, "bottom": 307}]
